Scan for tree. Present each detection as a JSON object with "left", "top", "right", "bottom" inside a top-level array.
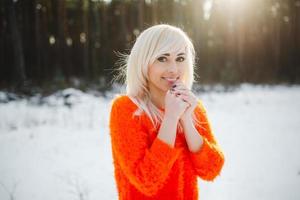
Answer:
[{"left": 6, "top": 0, "right": 26, "bottom": 86}]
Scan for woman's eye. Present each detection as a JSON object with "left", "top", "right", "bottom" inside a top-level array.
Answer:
[
  {"left": 157, "top": 57, "right": 167, "bottom": 62},
  {"left": 176, "top": 57, "right": 185, "bottom": 62}
]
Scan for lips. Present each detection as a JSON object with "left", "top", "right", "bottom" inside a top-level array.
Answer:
[
  {"left": 162, "top": 77, "right": 179, "bottom": 85},
  {"left": 162, "top": 77, "right": 179, "bottom": 82}
]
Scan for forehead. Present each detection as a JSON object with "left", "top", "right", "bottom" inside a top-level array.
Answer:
[
  {"left": 159, "top": 46, "right": 187, "bottom": 56},
  {"left": 161, "top": 52, "right": 186, "bottom": 57}
]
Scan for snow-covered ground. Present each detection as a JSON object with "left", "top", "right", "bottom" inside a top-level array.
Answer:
[{"left": 0, "top": 84, "right": 300, "bottom": 200}]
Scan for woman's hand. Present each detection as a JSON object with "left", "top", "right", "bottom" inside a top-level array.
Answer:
[
  {"left": 170, "top": 80, "right": 198, "bottom": 122},
  {"left": 164, "top": 88, "right": 190, "bottom": 121}
]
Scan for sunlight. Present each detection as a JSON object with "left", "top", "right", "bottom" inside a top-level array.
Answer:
[
  {"left": 91, "top": 0, "right": 111, "bottom": 3},
  {"left": 203, "top": 0, "right": 213, "bottom": 20},
  {"left": 203, "top": 0, "right": 245, "bottom": 20},
  {"left": 224, "top": 0, "right": 246, "bottom": 9}
]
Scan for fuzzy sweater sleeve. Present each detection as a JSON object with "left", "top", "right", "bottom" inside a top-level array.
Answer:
[
  {"left": 189, "top": 100, "right": 225, "bottom": 181},
  {"left": 109, "top": 96, "right": 181, "bottom": 196}
]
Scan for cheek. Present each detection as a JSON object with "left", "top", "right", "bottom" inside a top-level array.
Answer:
[
  {"left": 178, "top": 67, "right": 186, "bottom": 77},
  {"left": 149, "top": 65, "right": 163, "bottom": 79}
]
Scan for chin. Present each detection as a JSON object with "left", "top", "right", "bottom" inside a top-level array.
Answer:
[{"left": 158, "top": 86, "right": 169, "bottom": 94}]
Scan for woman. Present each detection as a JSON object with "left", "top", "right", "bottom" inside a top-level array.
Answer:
[{"left": 109, "top": 24, "right": 225, "bottom": 200}]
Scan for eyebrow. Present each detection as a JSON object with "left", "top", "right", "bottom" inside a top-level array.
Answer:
[{"left": 162, "top": 53, "right": 186, "bottom": 56}]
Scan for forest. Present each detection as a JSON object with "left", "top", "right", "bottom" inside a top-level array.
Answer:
[
  {"left": 1, "top": 1, "right": 300, "bottom": 199},
  {"left": 1, "top": 0, "right": 299, "bottom": 93}
]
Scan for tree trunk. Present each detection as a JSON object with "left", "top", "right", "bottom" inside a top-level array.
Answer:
[
  {"left": 138, "top": 0, "right": 144, "bottom": 30},
  {"left": 6, "top": 0, "right": 26, "bottom": 85},
  {"left": 82, "top": 0, "right": 90, "bottom": 78}
]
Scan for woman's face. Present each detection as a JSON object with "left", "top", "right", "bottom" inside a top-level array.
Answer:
[{"left": 147, "top": 50, "right": 187, "bottom": 95}]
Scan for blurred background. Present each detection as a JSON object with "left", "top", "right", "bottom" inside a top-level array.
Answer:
[
  {"left": 1, "top": 0, "right": 299, "bottom": 93},
  {"left": 1, "top": 0, "right": 300, "bottom": 200}
]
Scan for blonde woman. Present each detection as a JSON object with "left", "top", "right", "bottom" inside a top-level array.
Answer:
[{"left": 109, "top": 24, "right": 225, "bottom": 199}]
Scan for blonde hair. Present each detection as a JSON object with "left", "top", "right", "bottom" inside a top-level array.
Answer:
[{"left": 115, "top": 24, "right": 202, "bottom": 132}]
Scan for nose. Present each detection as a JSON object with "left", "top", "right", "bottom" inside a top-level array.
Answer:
[{"left": 167, "top": 61, "right": 178, "bottom": 73}]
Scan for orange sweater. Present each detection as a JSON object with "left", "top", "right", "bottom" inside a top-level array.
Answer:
[{"left": 109, "top": 95, "right": 225, "bottom": 200}]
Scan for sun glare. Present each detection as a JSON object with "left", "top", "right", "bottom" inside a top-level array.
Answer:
[{"left": 203, "top": 0, "right": 213, "bottom": 20}]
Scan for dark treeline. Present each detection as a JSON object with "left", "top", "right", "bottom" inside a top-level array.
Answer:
[{"left": 0, "top": 0, "right": 299, "bottom": 92}]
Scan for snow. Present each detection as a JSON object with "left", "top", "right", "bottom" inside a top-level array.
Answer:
[{"left": 0, "top": 84, "right": 300, "bottom": 200}]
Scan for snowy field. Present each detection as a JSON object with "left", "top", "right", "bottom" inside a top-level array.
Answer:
[{"left": 0, "top": 84, "right": 300, "bottom": 200}]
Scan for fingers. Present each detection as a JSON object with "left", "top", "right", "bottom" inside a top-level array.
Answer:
[
  {"left": 171, "top": 86, "right": 197, "bottom": 107},
  {"left": 176, "top": 94, "right": 190, "bottom": 108},
  {"left": 169, "top": 81, "right": 193, "bottom": 105},
  {"left": 172, "top": 83, "right": 189, "bottom": 89},
  {"left": 178, "top": 94, "right": 192, "bottom": 106},
  {"left": 169, "top": 90, "right": 191, "bottom": 107},
  {"left": 169, "top": 81, "right": 198, "bottom": 111},
  {"left": 172, "top": 84, "right": 189, "bottom": 91},
  {"left": 172, "top": 81, "right": 190, "bottom": 94},
  {"left": 170, "top": 88, "right": 191, "bottom": 103},
  {"left": 171, "top": 89, "right": 190, "bottom": 96}
]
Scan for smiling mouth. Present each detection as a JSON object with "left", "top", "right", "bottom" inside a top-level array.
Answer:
[{"left": 162, "top": 77, "right": 179, "bottom": 84}]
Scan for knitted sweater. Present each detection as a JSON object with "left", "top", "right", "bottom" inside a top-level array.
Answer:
[{"left": 109, "top": 95, "right": 225, "bottom": 200}]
